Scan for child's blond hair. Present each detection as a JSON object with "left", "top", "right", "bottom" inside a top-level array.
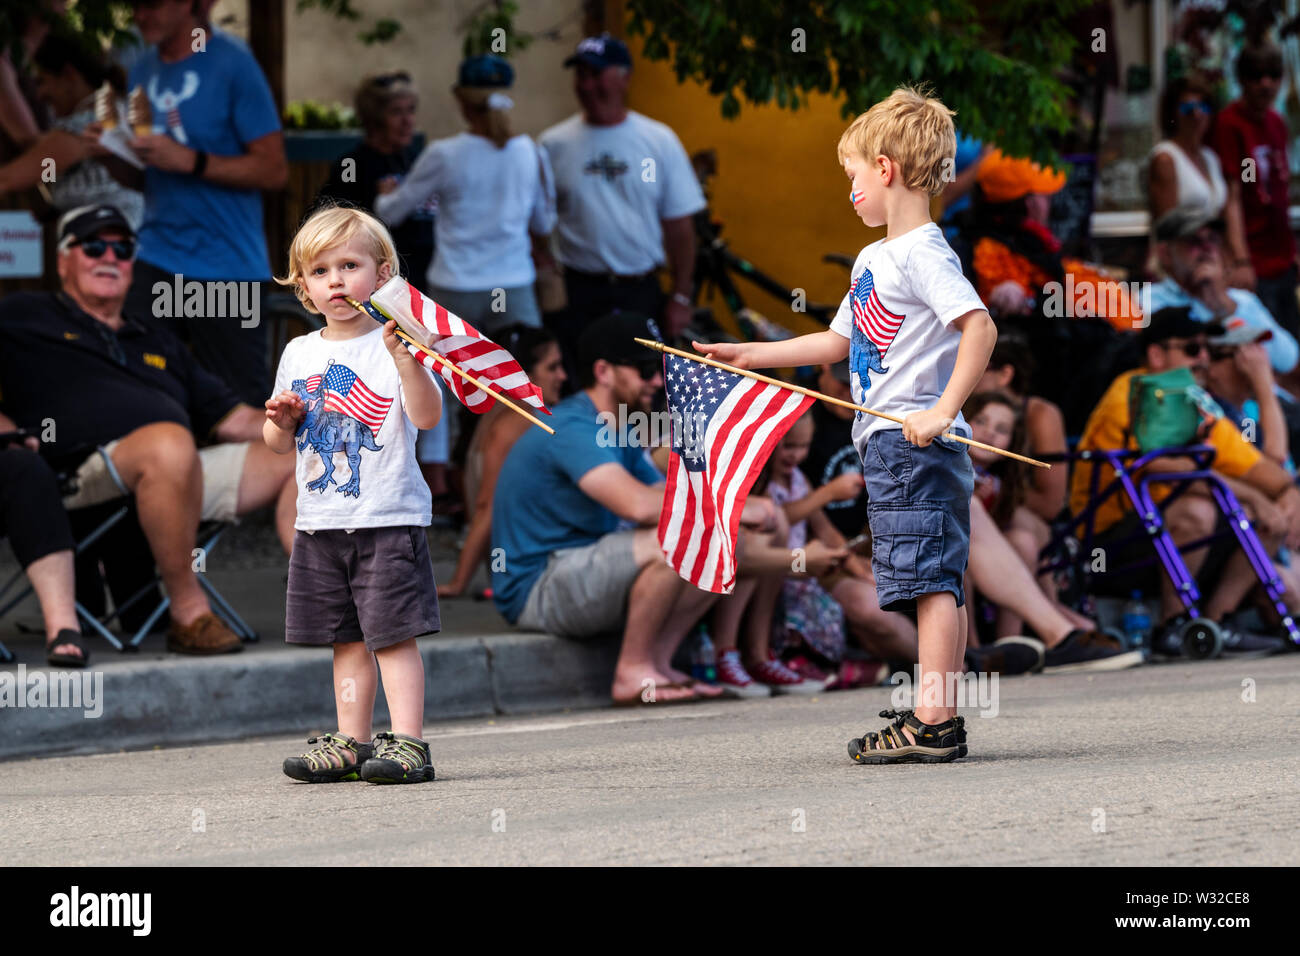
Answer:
[
  {"left": 837, "top": 86, "right": 956, "bottom": 196},
  {"left": 276, "top": 204, "right": 400, "bottom": 314}
]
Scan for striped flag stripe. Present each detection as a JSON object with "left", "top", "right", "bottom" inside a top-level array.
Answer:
[{"left": 659, "top": 361, "right": 814, "bottom": 594}]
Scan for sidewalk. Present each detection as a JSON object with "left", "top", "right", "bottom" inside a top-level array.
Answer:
[{"left": 0, "top": 524, "right": 620, "bottom": 762}]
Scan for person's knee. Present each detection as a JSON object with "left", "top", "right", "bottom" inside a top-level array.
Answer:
[
  {"left": 120, "top": 423, "right": 198, "bottom": 479},
  {"left": 1165, "top": 495, "right": 1216, "bottom": 539}
]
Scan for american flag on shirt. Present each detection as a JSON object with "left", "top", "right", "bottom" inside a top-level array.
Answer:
[
  {"left": 658, "top": 355, "right": 815, "bottom": 594},
  {"left": 370, "top": 279, "right": 549, "bottom": 416},
  {"left": 305, "top": 362, "right": 392, "bottom": 435},
  {"left": 851, "top": 267, "right": 905, "bottom": 354}
]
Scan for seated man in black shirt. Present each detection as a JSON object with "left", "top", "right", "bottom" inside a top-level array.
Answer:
[{"left": 0, "top": 205, "right": 296, "bottom": 655}]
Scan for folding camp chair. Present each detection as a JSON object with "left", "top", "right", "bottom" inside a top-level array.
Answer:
[
  {"left": 0, "top": 446, "right": 257, "bottom": 659},
  {"left": 1040, "top": 443, "right": 1300, "bottom": 658}
]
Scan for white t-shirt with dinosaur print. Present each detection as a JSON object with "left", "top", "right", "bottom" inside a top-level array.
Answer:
[{"left": 273, "top": 326, "right": 433, "bottom": 531}]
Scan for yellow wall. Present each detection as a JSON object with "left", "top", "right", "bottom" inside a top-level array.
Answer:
[{"left": 625, "top": 33, "right": 886, "bottom": 337}]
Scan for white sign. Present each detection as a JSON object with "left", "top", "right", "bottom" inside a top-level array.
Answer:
[{"left": 0, "top": 211, "right": 43, "bottom": 278}]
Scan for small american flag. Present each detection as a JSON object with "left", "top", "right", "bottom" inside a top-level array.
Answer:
[
  {"left": 658, "top": 355, "right": 815, "bottom": 594},
  {"left": 851, "top": 268, "right": 905, "bottom": 354},
  {"left": 306, "top": 362, "right": 392, "bottom": 435},
  {"left": 376, "top": 280, "right": 549, "bottom": 416}
]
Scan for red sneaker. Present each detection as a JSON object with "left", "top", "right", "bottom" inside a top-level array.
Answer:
[
  {"left": 715, "top": 650, "right": 771, "bottom": 698},
  {"left": 751, "top": 658, "right": 825, "bottom": 695}
]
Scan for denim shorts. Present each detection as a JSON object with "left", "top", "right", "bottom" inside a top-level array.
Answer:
[{"left": 863, "top": 428, "right": 975, "bottom": 612}]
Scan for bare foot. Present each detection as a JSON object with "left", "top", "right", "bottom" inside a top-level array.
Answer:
[
  {"left": 664, "top": 664, "right": 723, "bottom": 698},
  {"left": 611, "top": 669, "right": 696, "bottom": 704}
]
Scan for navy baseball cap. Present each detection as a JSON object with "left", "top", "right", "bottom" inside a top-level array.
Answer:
[
  {"left": 564, "top": 33, "right": 632, "bottom": 69},
  {"left": 57, "top": 204, "right": 135, "bottom": 245},
  {"left": 457, "top": 54, "right": 514, "bottom": 88}
]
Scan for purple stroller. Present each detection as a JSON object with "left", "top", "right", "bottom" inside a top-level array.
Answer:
[{"left": 1041, "top": 444, "right": 1300, "bottom": 658}]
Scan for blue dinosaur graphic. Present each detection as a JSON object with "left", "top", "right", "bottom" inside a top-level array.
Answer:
[
  {"left": 850, "top": 318, "right": 889, "bottom": 391},
  {"left": 291, "top": 377, "right": 383, "bottom": 498}
]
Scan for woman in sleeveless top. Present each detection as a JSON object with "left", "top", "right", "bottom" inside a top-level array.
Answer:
[{"left": 1147, "top": 73, "right": 1241, "bottom": 277}]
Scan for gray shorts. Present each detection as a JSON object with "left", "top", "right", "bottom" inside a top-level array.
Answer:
[
  {"left": 516, "top": 530, "right": 641, "bottom": 638},
  {"left": 286, "top": 526, "right": 441, "bottom": 651}
]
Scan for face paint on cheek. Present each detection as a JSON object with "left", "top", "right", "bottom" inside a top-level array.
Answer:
[{"left": 850, "top": 190, "right": 864, "bottom": 207}]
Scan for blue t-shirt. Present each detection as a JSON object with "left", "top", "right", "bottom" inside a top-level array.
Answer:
[
  {"left": 128, "top": 32, "right": 280, "bottom": 280},
  {"left": 491, "top": 391, "right": 664, "bottom": 624},
  {"left": 1148, "top": 278, "right": 1300, "bottom": 374}
]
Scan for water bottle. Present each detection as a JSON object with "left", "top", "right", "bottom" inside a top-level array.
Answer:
[
  {"left": 690, "top": 626, "right": 717, "bottom": 683},
  {"left": 1121, "top": 591, "right": 1151, "bottom": 652}
]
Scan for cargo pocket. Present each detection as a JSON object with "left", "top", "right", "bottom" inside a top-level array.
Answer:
[{"left": 869, "top": 509, "right": 944, "bottom": 582}]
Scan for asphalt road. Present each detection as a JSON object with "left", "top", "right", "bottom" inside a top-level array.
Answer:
[{"left": 4, "top": 653, "right": 1298, "bottom": 866}]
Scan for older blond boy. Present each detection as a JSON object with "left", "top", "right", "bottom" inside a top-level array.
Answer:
[
  {"left": 265, "top": 206, "right": 443, "bottom": 783},
  {"left": 696, "top": 87, "right": 997, "bottom": 762}
]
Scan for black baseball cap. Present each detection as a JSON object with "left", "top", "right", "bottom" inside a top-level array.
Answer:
[
  {"left": 57, "top": 204, "right": 135, "bottom": 245},
  {"left": 564, "top": 33, "right": 632, "bottom": 69},
  {"left": 1139, "top": 306, "right": 1224, "bottom": 348},
  {"left": 577, "top": 311, "right": 662, "bottom": 373}
]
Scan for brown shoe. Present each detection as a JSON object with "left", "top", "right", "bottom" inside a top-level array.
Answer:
[{"left": 166, "top": 613, "right": 243, "bottom": 655}]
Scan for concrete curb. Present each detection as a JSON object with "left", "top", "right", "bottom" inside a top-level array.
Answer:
[{"left": 0, "top": 632, "right": 619, "bottom": 762}]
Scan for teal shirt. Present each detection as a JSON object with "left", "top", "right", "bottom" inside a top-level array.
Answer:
[{"left": 491, "top": 391, "right": 663, "bottom": 623}]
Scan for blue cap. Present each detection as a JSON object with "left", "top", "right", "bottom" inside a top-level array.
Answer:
[
  {"left": 457, "top": 55, "right": 514, "bottom": 89},
  {"left": 563, "top": 33, "right": 631, "bottom": 69}
]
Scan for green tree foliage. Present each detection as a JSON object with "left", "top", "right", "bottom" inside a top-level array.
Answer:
[{"left": 626, "top": 0, "right": 1095, "bottom": 165}]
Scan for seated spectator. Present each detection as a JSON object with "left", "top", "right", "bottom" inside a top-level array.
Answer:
[
  {"left": 1071, "top": 306, "right": 1300, "bottom": 653},
  {"left": 317, "top": 70, "right": 435, "bottom": 288},
  {"left": 0, "top": 417, "right": 85, "bottom": 666},
  {"left": 0, "top": 28, "right": 144, "bottom": 227},
  {"left": 0, "top": 205, "right": 296, "bottom": 655},
  {"left": 965, "top": 389, "right": 1075, "bottom": 638},
  {"left": 709, "top": 481, "right": 840, "bottom": 696},
  {"left": 439, "top": 325, "right": 567, "bottom": 597},
  {"left": 1148, "top": 206, "right": 1299, "bottom": 378},
  {"left": 491, "top": 312, "right": 786, "bottom": 704},
  {"left": 972, "top": 332, "right": 1069, "bottom": 520},
  {"left": 710, "top": 419, "right": 857, "bottom": 696},
  {"left": 968, "top": 149, "right": 1140, "bottom": 330},
  {"left": 1205, "top": 321, "right": 1292, "bottom": 470},
  {"left": 767, "top": 412, "right": 911, "bottom": 683}
]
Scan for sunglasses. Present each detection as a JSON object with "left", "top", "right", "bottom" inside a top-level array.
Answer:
[
  {"left": 1178, "top": 100, "right": 1211, "bottom": 116},
  {"left": 73, "top": 237, "right": 136, "bottom": 260},
  {"left": 1209, "top": 347, "right": 1236, "bottom": 362},
  {"left": 1161, "top": 339, "right": 1208, "bottom": 358}
]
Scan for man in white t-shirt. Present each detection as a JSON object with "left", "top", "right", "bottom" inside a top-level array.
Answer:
[{"left": 539, "top": 34, "right": 706, "bottom": 383}]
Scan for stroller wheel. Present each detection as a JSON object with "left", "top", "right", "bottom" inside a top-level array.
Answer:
[{"left": 1181, "top": 618, "right": 1223, "bottom": 660}]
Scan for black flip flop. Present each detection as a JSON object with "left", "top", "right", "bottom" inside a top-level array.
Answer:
[{"left": 46, "top": 629, "right": 90, "bottom": 668}]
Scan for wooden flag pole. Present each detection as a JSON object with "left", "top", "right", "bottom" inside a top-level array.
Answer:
[
  {"left": 347, "top": 297, "right": 555, "bottom": 436},
  {"left": 636, "top": 338, "right": 1051, "bottom": 470}
]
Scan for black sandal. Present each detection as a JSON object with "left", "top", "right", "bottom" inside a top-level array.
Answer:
[
  {"left": 848, "top": 708, "right": 967, "bottom": 764},
  {"left": 283, "top": 732, "right": 374, "bottom": 783},
  {"left": 46, "top": 629, "right": 90, "bottom": 668}
]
